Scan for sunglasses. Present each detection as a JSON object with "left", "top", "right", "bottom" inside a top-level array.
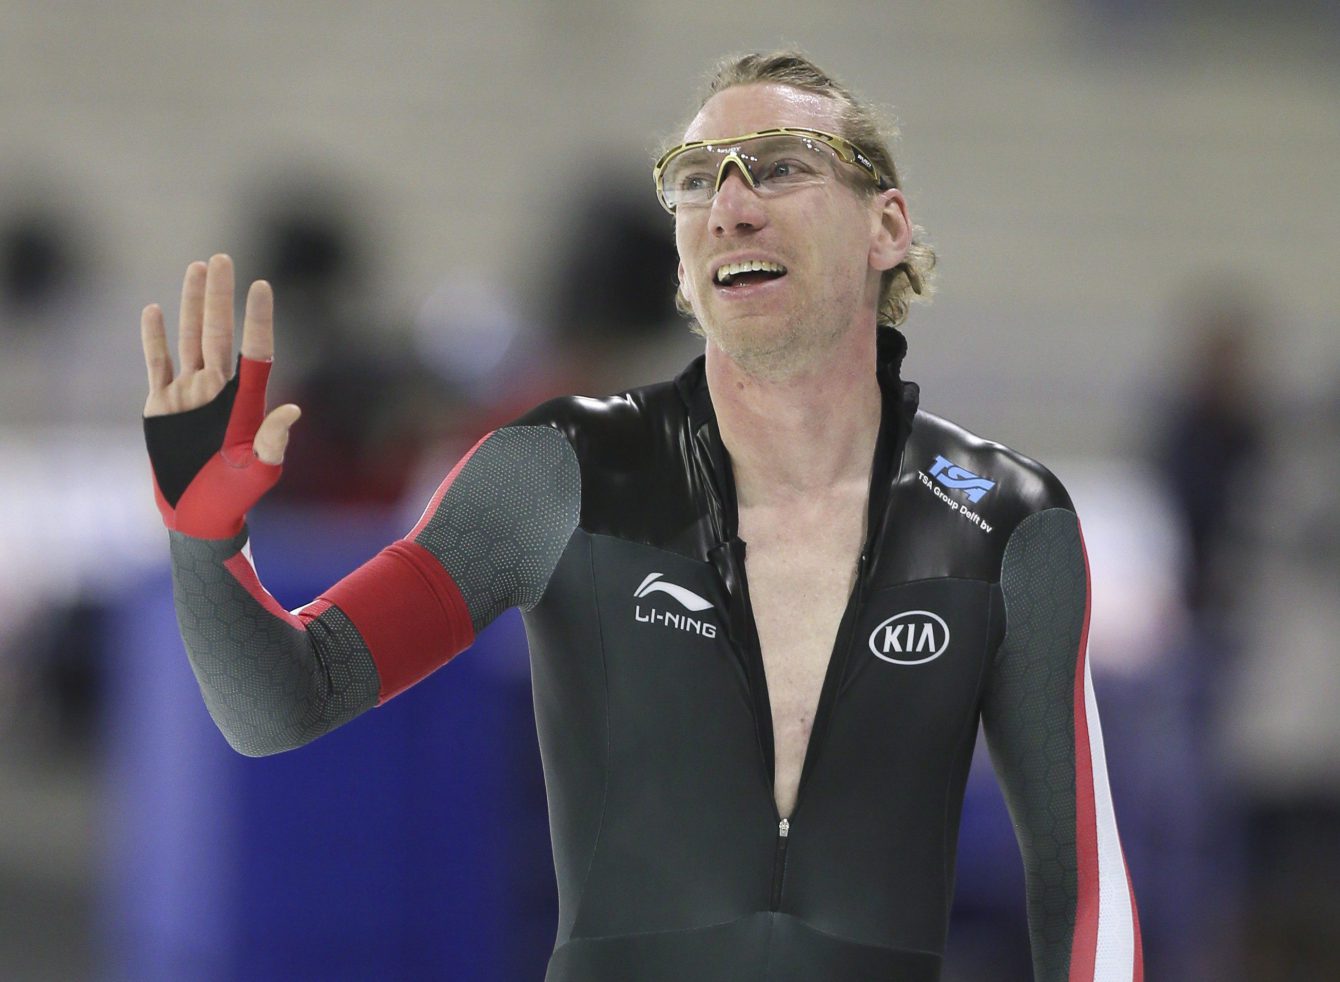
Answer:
[{"left": 653, "top": 127, "right": 890, "bottom": 214}]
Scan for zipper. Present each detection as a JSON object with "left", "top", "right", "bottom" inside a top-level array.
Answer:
[
  {"left": 765, "top": 550, "right": 867, "bottom": 913},
  {"left": 769, "top": 817, "right": 791, "bottom": 910},
  {"left": 790, "top": 549, "right": 870, "bottom": 809},
  {"left": 690, "top": 345, "right": 908, "bottom": 920}
]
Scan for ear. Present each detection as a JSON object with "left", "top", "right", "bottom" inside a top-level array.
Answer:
[
  {"left": 868, "top": 188, "right": 912, "bottom": 273},
  {"left": 677, "top": 259, "right": 695, "bottom": 306}
]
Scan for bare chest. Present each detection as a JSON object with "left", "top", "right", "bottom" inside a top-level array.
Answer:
[{"left": 739, "top": 500, "right": 866, "bottom": 817}]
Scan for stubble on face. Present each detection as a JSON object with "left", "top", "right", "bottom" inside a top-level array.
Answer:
[{"left": 700, "top": 295, "right": 851, "bottom": 384}]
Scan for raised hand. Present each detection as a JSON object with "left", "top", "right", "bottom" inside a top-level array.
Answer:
[{"left": 141, "top": 253, "right": 300, "bottom": 464}]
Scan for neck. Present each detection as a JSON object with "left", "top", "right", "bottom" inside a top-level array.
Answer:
[{"left": 705, "top": 324, "right": 882, "bottom": 507}]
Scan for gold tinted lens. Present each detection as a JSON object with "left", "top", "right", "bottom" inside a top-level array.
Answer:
[
  {"left": 742, "top": 134, "right": 836, "bottom": 190},
  {"left": 660, "top": 145, "right": 729, "bottom": 209}
]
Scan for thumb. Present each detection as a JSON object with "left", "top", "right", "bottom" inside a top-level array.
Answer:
[{"left": 253, "top": 404, "right": 301, "bottom": 465}]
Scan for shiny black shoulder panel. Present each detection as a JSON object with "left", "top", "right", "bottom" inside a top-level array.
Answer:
[
  {"left": 512, "top": 343, "right": 1074, "bottom": 590},
  {"left": 510, "top": 380, "right": 719, "bottom": 560},
  {"left": 872, "top": 406, "right": 1075, "bottom": 585}
]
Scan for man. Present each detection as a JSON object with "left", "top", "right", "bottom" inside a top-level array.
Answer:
[{"left": 142, "top": 52, "right": 1142, "bottom": 981}]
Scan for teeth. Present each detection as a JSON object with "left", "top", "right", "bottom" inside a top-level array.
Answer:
[{"left": 715, "top": 260, "right": 786, "bottom": 285}]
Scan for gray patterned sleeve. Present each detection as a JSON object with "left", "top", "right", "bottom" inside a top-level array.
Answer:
[
  {"left": 167, "top": 424, "right": 581, "bottom": 757},
  {"left": 980, "top": 508, "right": 1085, "bottom": 981},
  {"left": 412, "top": 425, "right": 581, "bottom": 631},
  {"left": 982, "top": 507, "right": 1142, "bottom": 980},
  {"left": 169, "top": 530, "right": 381, "bottom": 757}
]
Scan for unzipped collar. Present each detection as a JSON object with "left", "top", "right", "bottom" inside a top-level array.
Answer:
[{"left": 673, "top": 325, "right": 919, "bottom": 554}]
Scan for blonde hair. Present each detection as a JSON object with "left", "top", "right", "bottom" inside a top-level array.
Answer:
[{"left": 670, "top": 50, "right": 936, "bottom": 328}]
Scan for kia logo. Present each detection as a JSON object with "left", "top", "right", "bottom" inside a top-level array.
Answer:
[{"left": 868, "top": 610, "right": 950, "bottom": 665}]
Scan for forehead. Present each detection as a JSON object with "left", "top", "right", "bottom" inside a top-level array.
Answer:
[{"left": 683, "top": 83, "right": 843, "bottom": 142}]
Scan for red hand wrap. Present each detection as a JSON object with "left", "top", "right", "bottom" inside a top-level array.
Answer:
[{"left": 153, "top": 357, "right": 283, "bottom": 539}]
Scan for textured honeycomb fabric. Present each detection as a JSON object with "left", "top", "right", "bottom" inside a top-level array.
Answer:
[
  {"left": 982, "top": 507, "right": 1085, "bottom": 982},
  {"left": 166, "top": 425, "right": 579, "bottom": 755},
  {"left": 414, "top": 425, "right": 581, "bottom": 632},
  {"left": 169, "top": 530, "right": 380, "bottom": 756}
]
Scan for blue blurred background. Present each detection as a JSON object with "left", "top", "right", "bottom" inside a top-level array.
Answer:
[{"left": 1, "top": 1, "right": 1338, "bottom": 978}]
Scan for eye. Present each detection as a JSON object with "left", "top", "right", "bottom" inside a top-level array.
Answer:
[
  {"left": 678, "top": 172, "right": 712, "bottom": 192},
  {"left": 762, "top": 157, "right": 815, "bottom": 182}
]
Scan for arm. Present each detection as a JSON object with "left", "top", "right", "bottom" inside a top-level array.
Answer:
[
  {"left": 142, "top": 256, "right": 579, "bottom": 756},
  {"left": 980, "top": 508, "right": 1143, "bottom": 981}
]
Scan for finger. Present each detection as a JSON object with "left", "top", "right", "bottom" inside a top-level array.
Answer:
[
  {"left": 201, "top": 253, "right": 235, "bottom": 375},
  {"left": 240, "top": 280, "right": 275, "bottom": 362},
  {"left": 177, "top": 260, "right": 207, "bottom": 372},
  {"left": 253, "top": 404, "right": 301, "bottom": 465},
  {"left": 141, "top": 303, "right": 174, "bottom": 394}
]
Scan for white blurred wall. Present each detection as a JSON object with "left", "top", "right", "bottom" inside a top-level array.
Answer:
[{"left": 0, "top": 0, "right": 1336, "bottom": 454}]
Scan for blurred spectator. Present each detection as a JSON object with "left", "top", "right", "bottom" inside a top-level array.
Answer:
[
  {"left": 0, "top": 194, "right": 145, "bottom": 427},
  {"left": 240, "top": 178, "right": 459, "bottom": 506},
  {"left": 1139, "top": 279, "right": 1273, "bottom": 977},
  {"left": 539, "top": 167, "right": 701, "bottom": 397},
  {"left": 0, "top": 202, "right": 110, "bottom": 750},
  {"left": 1, "top": 209, "right": 79, "bottom": 313},
  {"left": 0, "top": 203, "right": 84, "bottom": 425},
  {"left": 4, "top": 599, "right": 107, "bottom": 751},
  {"left": 1153, "top": 283, "right": 1265, "bottom": 616}
]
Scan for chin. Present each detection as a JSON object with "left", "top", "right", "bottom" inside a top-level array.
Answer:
[{"left": 704, "top": 319, "right": 820, "bottom": 381}]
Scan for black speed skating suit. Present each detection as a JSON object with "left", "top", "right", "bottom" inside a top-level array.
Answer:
[{"left": 154, "top": 327, "right": 1142, "bottom": 981}]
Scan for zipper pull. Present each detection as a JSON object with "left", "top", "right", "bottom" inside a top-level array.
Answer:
[{"left": 770, "top": 818, "right": 792, "bottom": 910}]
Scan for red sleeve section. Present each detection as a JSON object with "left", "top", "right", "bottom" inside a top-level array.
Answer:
[
  {"left": 296, "top": 598, "right": 333, "bottom": 622},
  {"left": 223, "top": 552, "right": 304, "bottom": 629},
  {"left": 315, "top": 539, "right": 475, "bottom": 705},
  {"left": 1069, "top": 534, "right": 1099, "bottom": 982}
]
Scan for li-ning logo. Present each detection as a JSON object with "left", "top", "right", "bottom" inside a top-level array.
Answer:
[
  {"left": 928, "top": 455, "right": 996, "bottom": 503},
  {"left": 868, "top": 610, "right": 950, "bottom": 665},
  {"left": 634, "top": 573, "right": 718, "bottom": 638}
]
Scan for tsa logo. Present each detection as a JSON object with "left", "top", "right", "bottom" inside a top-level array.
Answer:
[
  {"left": 869, "top": 610, "right": 950, "bottom": 665},
  {"left": 928, "top": 455, "right": 995, "bottom": 504}
]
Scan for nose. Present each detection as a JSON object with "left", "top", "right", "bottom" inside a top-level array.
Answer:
[{"left": 708, "top": 162, "right": 767, "bottom": 237}]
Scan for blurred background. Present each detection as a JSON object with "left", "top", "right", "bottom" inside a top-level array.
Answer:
[{"left": 1, "top": 0, "right": 1337, "bottom": 978}]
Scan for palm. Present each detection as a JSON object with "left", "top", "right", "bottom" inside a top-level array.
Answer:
[
  {"left": 145, "top": 364, "right": 231, "bottom": 416},
  {"left": 141, "top": 254, "right": 299, "bottom": 463}
]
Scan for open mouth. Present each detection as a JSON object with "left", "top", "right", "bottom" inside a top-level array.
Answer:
[{"left": 715, "top": 260, "right": 787, "bottom": 288}]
